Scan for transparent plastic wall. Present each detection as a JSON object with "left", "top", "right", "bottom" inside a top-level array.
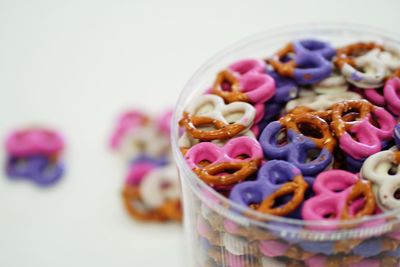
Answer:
[{"left": 172, "top": 24, "right": 400, "bottom": 267}]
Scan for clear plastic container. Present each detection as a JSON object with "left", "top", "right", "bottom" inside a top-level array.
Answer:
[{"left": 171, "top": 24, "right": 400, "bottom": 267}]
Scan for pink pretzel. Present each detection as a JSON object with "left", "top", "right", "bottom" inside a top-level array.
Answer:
[
  {"left": 184, "top": 136, "right": 263, "bottom": 169},
  {"left": 364, "top": 88, "right": 385, "bottom": 106},
  {"left": 156, "top": 109, "right": 173, "bottom": 137},
  {"left": 259, "top": 240, "right": 290, "bottom": 257},
  {"left": 109, "top": 110, "right": 148, "bottom": 149},
  {"left": 211, "top": 59, "right": 275, "bottom": 104},
  {"left": 125, "top": 162, "right": 156, "bottom": 186},
  {"left": 302, "top": 170, "right": 375, "bottom": 229},
  {"left": 338, "top": 107, "right": 396, "bottom": 159},
  {"left": 5, "top": 128, "right": 64, "bottom": 157},
  {"left": 228, "top": 59, "right": 266, "bottom": 75},
  {"left": 384, "top": 78, "right": 400, "bottom": 116},
  {"left": 250, "top": 103, "right": 265, "bottom": 137}
]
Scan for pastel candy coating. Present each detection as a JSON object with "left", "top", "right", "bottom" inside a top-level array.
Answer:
[
  {"left": 229, "top": 59, "right": 266, "bottom": 75},
  {"left": 125, "top": 161, "right": 157, "bottom": 186},
  {"left": 139, "top": 164, "right": 180, "bottom": 209},
  {"left": 394, "top": 123, "right": 400, "bottom": 148},
  {"left": 302, "top": 170, "right": 362, "bottom": 227},
  {"left": 238, "top": 71, "right": 276, "bottom": 104},
  {"left": 5, "top": 128, "right": 64, "bottom": 157},
  {"left": 184, "top": 136, "right": 263, "bottom": 169},
  {"left": 384, "top": 78, "right": 400, "bottom": 116},
  {"left": 293, "top": 39, "right": 336, "bottom": 60},
  {"left": 229, "top": 160, "right": 301, "bottom": 207},
  {"left": 338, "top": 106, "right": 396, "bottom": 159},
  {"left": 156, "top": 109, "right": 173, "bottom": 136},
  {"left": 267, "top": 70, "right": 298, "bottom": 104},
  {"left": 299, "top": 240, "right": 334, "bottom": 255},
  {"left": 352, "top": 238, "right": 383, "bottom": 257},
  {"left": 259, "top": 240, "right": 290, "bottom": 257},
  {"left": 110, "top": 110, "right": 147, "bottom": 149},
  {"left": 364, "top": 87, "right": 385, "bottom": 106},
  {"left": 292, "top": 51, "right": 333, "bottom": 85},
  {"left": 361, "top": 149, "right": 400, "bottom": 210},
  {"left": 6, "top": 156, "right": 64, "bottom": 186},
  {"left": 259, "top": 121, "right": 332, "bottom": 176}
]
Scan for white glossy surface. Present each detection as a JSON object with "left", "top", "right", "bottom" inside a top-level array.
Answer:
[{"left": 0, "top": 0, "right": 399, "bottom": 266}]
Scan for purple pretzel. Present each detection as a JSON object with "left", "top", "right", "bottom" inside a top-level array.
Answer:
[
  {"left": 259, "top": 121, "right": 332, "bottom": 176},
  {"left": 230, "top": 160, "right": 313, "bottom": 217},
  {"left": 269, "top": 39, "right": 335, "bottom": 85},
  {"left": 6, "top": 156, "right": 64, "bottom": 186},
  {"left": 394, "top": 123, "right": 400, "bottom": 148},
  {"left": 293, "top": 39, "right": 336, "bottom": 60},
  {"left": 266, "top": 70, "right": 298, "bottom": 104}
]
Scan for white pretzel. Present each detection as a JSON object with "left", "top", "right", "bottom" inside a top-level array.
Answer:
[
  {"left": 118, "top": 123, "right": 169, "bottom": 160},
  {"left": 361, "top": 148, "right": 400, "bottom": 211},
  {"left": 285, "top": 91, "right": 361, "bottom": 112},
  {"left": 222, "top": 233, "right": 249, "bottom": 255},
  {"left": 139, "top": 164, "right": 180, "bottom": 209},
  {"left": 313, "top": 72, "right": 348, "bottom": 95},
  {"left": 341, "top": 48, "right": 387, "bottom": 89},
  {"left": 185, "top": 94, "right": 256, "bottom": 129},
  {"left": 379, "top": 44, "right": 400, "bottom": 71}
]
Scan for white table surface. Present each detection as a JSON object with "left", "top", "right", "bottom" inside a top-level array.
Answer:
[{"left": 0, "top": 0, "right": 399, "bottom": 266}]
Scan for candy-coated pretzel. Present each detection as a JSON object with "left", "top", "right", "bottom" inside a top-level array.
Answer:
[
  {"left": 331, "top": 100, "right": 396, "bottom": 159},
  {"left": 384, "top": 78, "right": 400, "bottom": 116},
  {"left": 122, "top": 185, "right": 182, "bottom": 222},
  {"left": 211, "top": 69, "right": 276, "bottom": 104},
  {"left": 280, "top": 113, "right": 336, "bottom": 152},
  {"left": 335, "top": 42, "right": 383, "bottom": 69},
  {"left": 268, "top": 39, "right": 334, "bottom": 85},
  {"left": 259, "top": 121, "right": 333, "bottom": 176},
  {"left": 5, "top": 127, "right": 64, "bottom": 157},
  {"left": 335, "top": 42, "right": 388, "bottom": 88},
  {"left": 109, "top": 110, "right": 149, "bottom": 149},
  {"left": 302, "top": 170, "right": 376, "bottom": 227},
  {"left": 330, "top": 99, "right": 374, "bottom": 137},
  {"left": 229, "top": 59, "right": 266, "bottom": 75},
  {"left": 230, "top": 160, "right": 312, "bottom": 217},
  {"left": 257, "top": 174, "right": 308, "bottom": 216},
  {"left": 139, "top": 165, "right": 181, "bottom": 209},
  {"left": 194, "top": 160, "right": 260, "bottom": 187},
  {"left": 6, "top": 155, "right": 64, "bottom": 186},
  {"left": 341, "top": 180, "right": 376, "bottom": 220},
  {"left": 179, "top": 114, "right": 246, "bottom": 141},
  {"left": 211, "top": 70, "right": 248, "bottom": 103},
  {"left": 179, "top": 94, "right": 255, "bottom": 141},
  {"left": 362, "top": 149, "right": 400, "bottom": 211}
]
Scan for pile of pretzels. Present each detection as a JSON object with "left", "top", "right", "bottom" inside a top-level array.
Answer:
[
  {"left": 179, "top": 39, "right": 400, "bottom": 267},
  {"left": 110, "top": 109, "right": 182, "bottom": 222},
  {"left": 179, "top": 39, "right": 400, "bottom": 221}
]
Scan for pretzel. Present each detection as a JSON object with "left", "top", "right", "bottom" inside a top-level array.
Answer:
[
  {"left": 340, "top": 180, "right": 376, "bottom": 220},
  {"left": 211, "top": 70, "right": 249, "bottom": 103},
  {"left": 330, "top": 99, "right": 374, "bottom": 137},
  {"left": 194, "top": 159, "right": 260, "bottom": 187},
  {"left": 122, "top": 185, "right": 182, "bottom": 222},
  {"left": 179, "top": 113, "right": 246, "bottom": 141},
  {"left": 268, "top": 43, "right": 297, "bottom": 77},
  {"left": 335, "top": 42, "right": 383, "bottom": 68},
  {"left": 257, "top": 174, "right": 308, "bottom": 216},
  {"left": 280, "top": 113, "right": 336, "bottom": 152},
  {"left": 179, "top": 94, "right": 255, "bottom": 141}
]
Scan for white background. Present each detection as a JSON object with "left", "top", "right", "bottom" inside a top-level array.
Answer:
[{"left": 0, "top": 0, "right": 399, "bottom": 266}]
